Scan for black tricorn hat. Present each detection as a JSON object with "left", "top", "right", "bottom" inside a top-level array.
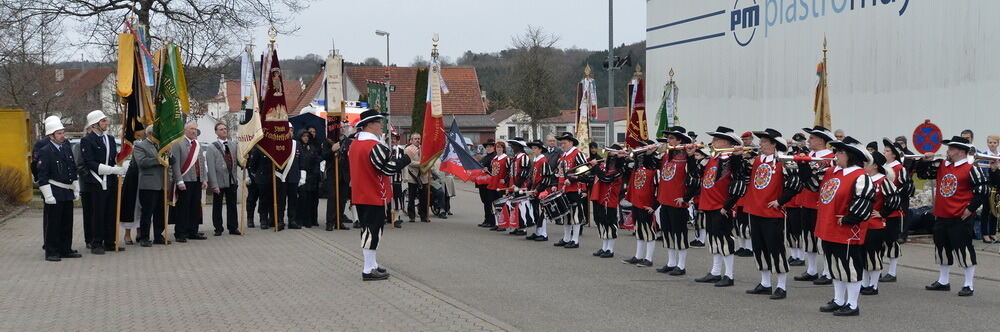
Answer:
[
  {"left": 802, "top": 125, "right": 835, "bottom": 142},
  {"left": 752, "top": 128, "right": 787, "bottom": 152},
  {"left": 830, "top": 136, "right": 873, "bottom": 163},
  {"left": 555, "top": 132, "right": 579, "bottom": 146},
  {"left": 658, "top": 126, "right": 692, "bottom": 144},
  {"left": 355, "top": 109, "right": 385, "bottom": 128},
  {"left": 942, "top": 136, "right": 975, "bottom": 152},
  {"left": 706, "top": 126, "right": 741, "bottom": 145},
  {"left": 526, "top": 139, "right": 544, "bottom": 149},
  {"left": 881, "top": 137, "right": 902, "bottom": 160}
]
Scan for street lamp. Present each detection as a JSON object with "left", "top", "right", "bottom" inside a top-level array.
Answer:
[{"left": 375, "top": 30, "right": 390, "bottom": 121}]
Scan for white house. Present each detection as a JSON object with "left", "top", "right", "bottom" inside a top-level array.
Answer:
[{"left": 491, "top": 107, "right": 628, "bottom": 146}]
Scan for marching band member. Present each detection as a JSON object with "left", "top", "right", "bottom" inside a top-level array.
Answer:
[
  {"left": 733, "top": 131, "right": 758, "bottom": 257},
  {"left": 879, "top": 138, "right": 913, "bottom": 282},
  {"left": 350, "top": 110, "right": 410, "bottom": 281},
  {"left": 622, "top": 140, "right": 660, "bottom": 266},
  {"left": 487, "top": 141, "right": 510, "bottom": 232},
  {"left": 791, "top": 126, "right": 837, "bottom": 285},
  {"left": 506, "top": 138, "right": 531, "bottom": 236},
  {"left": 552, "top": 132, "right": 588, "bottom": 249},
  {"left": 477, "top": 139, "right": 497, "bottom": 228},
  {"left": 37, "top": 117, "right": 81, "bottom": 261},
  {"left": 860, "top": 142, "right": 901, "bottom": 296},
  {"left": 653, "top": 127, "right": 700, "bottom": 276},
  {"left": 692, "top": 127, "right": 744, "bottom": 287},
  {"left": 590, "top": 144, "right": 627, "bottom": 258},
  {"left": 815, "top": 137, "right": 875, "bottom": 316},
  {"left": 915, "top": 136, "right": 989, "bottom": 297},
  {"left": 526, "top": 140, "right": 553, "bottom": 241},
  {"left": 737, "top": 129, "right": 801, "bottom": 300}
]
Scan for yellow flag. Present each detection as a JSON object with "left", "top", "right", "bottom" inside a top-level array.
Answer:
[{"left": 116, "top": 34, "right": 135, "bottom": 98}]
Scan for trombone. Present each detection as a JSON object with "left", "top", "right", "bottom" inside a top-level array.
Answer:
[
  {"left": 777, "top": 154, "right": 835, "bottom": 162},
  {"left": 710, "top": 146, "right": 757, "bottom": 155}
]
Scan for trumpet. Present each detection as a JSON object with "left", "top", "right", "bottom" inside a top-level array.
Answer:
[
  {"left": 603, "top": 147, "right": 629, "bottom": 155},
  {"left": 710, "top": 146, "right": 757, "bottom": 155},
  {"left": 662, "top": 143, "right": 705, "bottom": 151},
  {"left": 902, "top": 154, "right": 943, "bottom": 160},
  {"left": 976, "top": 153, "right": 1000, "bottom": 161},
  {"left": 777, "top": 154, "right": 835, "bottom": 162}
]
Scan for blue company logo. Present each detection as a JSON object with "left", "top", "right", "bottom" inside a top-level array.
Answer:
[
  {"left": 730, "top": 0, "right": 759, "bottom": 46},
  {"left": 730, "top": 0, "right": 910, "bottom": 47}
]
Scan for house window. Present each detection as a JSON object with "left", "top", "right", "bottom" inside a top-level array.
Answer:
[
  {"left": 555, "top": 126, "right": 567, "bottom": 134},
  {"left": 591, "top": 125, "right": 606, "bottom": 146},
  {"left": 616, "top": 133, "right": 626, "bottom": 143},
  {"left": 507, "top": 126, "right": 516, "bottom": 139}
]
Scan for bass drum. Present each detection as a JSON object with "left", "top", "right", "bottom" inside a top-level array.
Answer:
[{"left": 540, "top": 190, "right": 571, "bottom": 221}]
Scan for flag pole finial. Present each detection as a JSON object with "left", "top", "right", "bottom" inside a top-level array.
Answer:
[
  {"left": 268, "top": 26, "right": 277, "bottom": 45},
  {"left": 668, "top": 67, "right": 675, "bottom": 82},
  {"left": 584, "top": 64, "right": 592, "bottom": 78},
  {"left": 431, "top": 34, "right": 440, "bottom": 60},
  {"left": 634, "top": 64, "right": 643, "bottom": 79}
]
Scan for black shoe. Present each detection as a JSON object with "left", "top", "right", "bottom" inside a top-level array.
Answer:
[
  {"left": 153, "top": 238, "right": 166, "bottom": 245},
  {"left": 534, "top": 236, "right": 548, "bottom": 242},
  {"left": 695, "top": 273, "right": 722, "bottom": 283},
  {"left": 746, "top": 284, "right": 772, "bottom": 295},
  {"left": 140, "top": 240, "right": 152, "bottom": 247},
  {"left": 958, "top": 286, "right": 974, "bottom": 297},
  {"left": 795, "top": 273, "right": 819, "bottom": 281},
  {"left": 735, "top": 248, "right": 753, "bottom": 257},
  {"left": 689, "top": 240, "right": 705, "bottom": 247},
  {"left": 636, "top": 259, "right": 654, "bottom": 267},
  {"left": 526, "top": 233, "right": 539, "bottom": 240},
  {"left": 409, "top": 219, "right": 417, "bottom": 223},
  {"left": 394, "top": 221, "right": 402, "bottom": 229},
  {"left": 593, "top": 249, "right": 606, "bottom": 257},
  {"left": 478, "top": 222, "right": 492, "bottom": 228},
  {"left": 45, "top": 255, "right": 61, "bottom": 262},
  {"left": 656, "top": 265, "right": 677, "bottom": 273},
  {"left": 820, "top": 299, "right": 843, "bottom": 313},
  {"left": 375, "top": 266, "right": 387, "bottom": 273},
  {"left": 326, "top": 225, "right": 335, "bottom": 231},
  {"left": 247, "top": 222, "right": 256, "bottom": 228},
  {"left": 925, "top": 281, "right": 951, "bottom": 291},
  {"left": 489, "top": 226, "right": 500, "bottom": 231},
  {"left": 421, "top": 219, "right": 430, "bottom": 223},
  {"left": 175, "top": 237, "right": 188, "bottom": 243},
  {"left": 276, "top": 224, "right": 286, "bottom": 231},
  {"left": 860, "top": 286, "right": 879, "bottom": 295},
  {"left": 59, "top": 252, "right": 82, "bottom": 258},
  {"left": 91, "top": 247, "right": 105, "bottom": 255},
  {"left": 832, "top": 305, "right": 859, "bottom": 316},
  {"left": 668, "top": 268, "right": 686, "bottom": 276},
  {"left": 879, "top": 274, "right": 897, "bottom": 283},
  {"left": 622, "top": 256, "right": 641, "bottom": 264},
  {"left": 714, "top": 276, "right": 734, "bottom": 287},
  {"left": 769, "top": 288, "right": 787, "bottom": 300},
  {"left": 600, "top": 251, "right": 615, "bottom": 258},
  {"left": 813, "top": 275, "right": 832, "bottom": 285},
  {"left": 214, "top": 231, "right": 223, "bottom": 236},
  {"left": 289, "top": 223, "right": 302, "bottom": 229},
  {"left": 564, "top": 241, "right": 579, "bottom": 248},
  {"left": 789, "top": 258, "right": 805, "bottom": 266},
  {"left": 494, "top": 227, "right": 507, "bottom": 232},
  {"left": 553, "top": 240, "right": 567, "bottom": 247},
  {"left": 353, "top": 222, "right": 361, "bottom": 229},
  {"left": 304, "top": 224, "right": 313, "bottom": 228},
  {"left": 189, "top": 234, "right": 208, "bottom": 240},
  {"left": 261, "top": 224, "right": 270, "bottom": 230},
  {"left": 229, "top": 231, "right": 242, "bottom": 235},
  {"left": 362, "top": 271, "right": 390, "bottom": 281}
]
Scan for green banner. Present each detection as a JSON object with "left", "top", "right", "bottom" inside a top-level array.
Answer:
[
  {"left": 367, "top": 81, "right": 388, "bottom": 114},
  {"left": 152, "top": 45, "right": 186, "bottom": 161}
]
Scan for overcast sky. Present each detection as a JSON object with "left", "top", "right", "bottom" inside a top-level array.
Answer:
[{"left": 248, "top": 0, "right": 646, "bottom": 63}]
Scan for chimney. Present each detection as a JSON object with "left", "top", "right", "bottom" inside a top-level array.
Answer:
[{"left": 55, "top": 69, "right": 64, "bottom": 82}]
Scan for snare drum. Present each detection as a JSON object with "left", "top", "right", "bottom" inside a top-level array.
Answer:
[
  {"left": 540, "top": 190, "right": 571, "bottom": 221},
  {"left": 492, "top": 196, "right": 511, "bottom": 215}
]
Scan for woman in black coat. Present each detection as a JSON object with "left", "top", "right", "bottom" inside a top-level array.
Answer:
[{"left": 296, "top": 130, "right": 323, "bottom": 227}]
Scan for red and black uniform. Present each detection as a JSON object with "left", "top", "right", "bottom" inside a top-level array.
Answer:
[
  {"left": 557, "top": 147, "right": 588, "bottom": 225},
  {"left": 349, "top": 132, "right": 409, "bottom": 250},
  {"left": 656, "top": 150, "right": 701, "bottom": 250},
  {"left": 863, "top": 173, "right": 901, "bottom": 274},
  {"left": 509, "top": 152, "right": 531, "bottom": 229},
  {"left": 626, "top": 155, "right": 659, "bottom": 241},
  {"left": 883, "top": 160, "right": 912, "bottom": 258},
  {"left": 694, "top": 153, "right": 743, "bottom": 256},
  {"left": 915, "top": 157, "right": 989, "bottom": 268},
  {"left": 788, "top": 150, "right": 835, "bottom": 253},
  {"left": 592, "top": 157, "right": 626, "bottom": 240},
  {"left": 736, "top": 153, "right": 802, "bottom": 274},
  {"left": 815, "top": 166, "right": 875, "bottom": 282},
  {"left": 486, "top": 153, "right": 510, "bottom": 227},
  {"left": 529, "top": 154, "right": 553, "bottom": 235}
]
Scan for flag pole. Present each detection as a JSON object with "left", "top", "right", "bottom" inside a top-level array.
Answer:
[
  {"left": 239, "top": 168, "right": 247, "bottom": 235},
  {"left": 163, "top": 165, "right": 170, "bottom": 244},
  {"left": 334, "top": 148, "right": 342, "bottom": 230},
  {"left": 272, "top": 162, "right": 278, "bottom": 232}
]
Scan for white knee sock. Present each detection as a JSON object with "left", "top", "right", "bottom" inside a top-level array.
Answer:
[
  {"left": 777, "top": 273, "right": 787, "bottom": 290},
  {"left": 806, "top": 252, "right": 818, "bottom": 275},
  {"left": 538, "top": 219, "right": 548, "bottom": 237},
  {"left": 723, "top": 255, "right": 735, "bottom": 278},
  {"left": 571, "top": 225, "right": 581, "bottom": 243},
  {"left": 833, "top": 280, "right": 846, "bottom": 305},
  {"left": 635, "top": 240, "right": 645, "bottom": 259},
  {"left": 362, "top": 249, "right": 376, "bottom": 273},
  {"left": 562, "top": 224, "right": 572, "bottom": 242},
  {"left": 607, "top": 239, "right": 615, "bottom": 253},
  {"left": 860, "top": 269, "right": 870, "bottom": 287},
  {"left": 698, "top": 229, "right": 706, "bottom": 242},
  {"left": 846, "top": 281, "right": 862, "bottom": 309},
  {"left": 745, "top": 238, "right": 753, "bottom": 251},
  {"left": 677, "top": 249, "right": 688, "bottom": 269},
  {"left": 710, "top": 254, "right": 722, "bottom": 276},
  {"left": 644, "top": 241, "right": 656, "bottom": 261},
  {"left": 792, "top": 248, "right": 801, "bottom": 260},
  {"left": 821, "top": 258, "right": 831, "bottom": 278},
  {"left": 667, "top": 248, "right": 677, "bottom": 267},
  {"left": 887, "top": 257, "right": 898, "bottom": 276},
  {"left": 760, "top": 271, "right": 772, "bottom": 287},
  {"left": 964, "top": 266, "right": 976, "bottom": 289},
  {"left": 869, "top": 270, "right": 881, "bottom": 290},
  {"left": 938, "top": 265, "right": 951, "bottom": 285},
  {"left": 738, "top": 237, "right": 745, "bottom": 249}
]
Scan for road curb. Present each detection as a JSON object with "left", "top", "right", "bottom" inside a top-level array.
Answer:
[{"left": 0, "top": 205, "right": 28, "bottom": 227}]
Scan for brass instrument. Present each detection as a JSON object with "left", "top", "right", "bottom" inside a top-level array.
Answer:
[
  {"left": 777, "top": 154, "right": 835, "bottom": 162},
  {"left": 902, "top": 154, "right": 943, "bottom": 160},
  {"left": 989, "top": 187, "right": 1000, "bottom": 218},
  {"left": 603, "top": 147, "right": 629, "bottom": 155},
  {"left": 975, "top": 153, "right": 1000, "bottom": 161},
  {"left": 567, "top": 164, "right": 593, "bottom": 177},
  {"left": 710, "top": 146, "right": 757, "bottom": 155},
  {"left": 662, "top": 143, "right": 704, "bottom": 151}
]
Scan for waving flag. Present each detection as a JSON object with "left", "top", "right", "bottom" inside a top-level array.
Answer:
[
  {"left": 257, "top": 43, "right": 294, "bottom": 168},
  {"left": 236, "top": 47, "right": 263, "bottom": 167},
  {"left": 576, "top": 65, "right": 597, "bottom": 150},
  {"left": 655, "top": 69, "right": 679, "bottom": 138},
  {"left": 439, "top": 119, "right": 483, "bottom": 181},
  {"left": 150, "top": 44, "right": 188, "bottom": 160},
  {"left": 420, "top": 55, "right": 447, "bottom": 173},
  {"left": 814, "top": 38, "right": 832, "bottom": 128},
  {"left": 625, "top": 73, "right": 649, "bottom": 149}
]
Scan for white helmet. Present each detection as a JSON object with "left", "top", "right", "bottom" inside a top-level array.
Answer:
[
  {"left": 44, "top": 115, "right": 60, "bottom": 125},
  {"left": 44, "top": 118, "right": 65, "bottom": 135},
  {"left": 86, "top": 110, "right": 108, "bottom": 128}
]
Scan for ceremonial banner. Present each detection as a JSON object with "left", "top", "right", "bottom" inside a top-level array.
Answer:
[
  {"left": 439, "top": 118, "right": 484, "bottom": 181},
  {"left": 150, "top": 44, "right": 187, "bottom": 160},
  {"left": 257, "top": 44, "right": 293, "bottom": 168},
  {"left": 325, "top": 51, "right": 345, "bottom": 142},
  {"left": 576, "top": 69, "right": 598, "bottom": 149},
  {"left": 655, "top": 78, "right": 679, "bottom": 138},
  {"left": 115, "top": 33, "right": 146, "bottom": 164},
  {"left": 625, "top": 76, "right": 649, "bottom": 149},
  {"left": 420, "top": 57, "right": 446, "bottom": 173},
  {"left": 814, "top": 41, "right": 832, "bottom": 128},
  {"left": 236, "top": 47, "right": 263, "bottom": 167}
]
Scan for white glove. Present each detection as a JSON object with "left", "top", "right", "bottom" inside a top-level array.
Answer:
[
  {"left": 298, "top": 171, "right": 306, "bottom": 187},
  {"left": 98, "top": 164, "right": 126, "bottom": 176},
  {"left": 40, "top": 185, "right": 56, "bottom": 205},
  {"left": 72, "top": 180, "right": 80, "bottom": 201}
]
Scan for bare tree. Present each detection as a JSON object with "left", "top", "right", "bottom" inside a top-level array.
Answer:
[
  {"left": 509, "top": 26, "right": 560, "bottom": 138},
  {"left": 410, "top": 55, "right": 429, "bottom": 67},
  {"left": 362, "top": 57, "right": 383, "bottom": 67},
  {"left": 0, "top": 7, "right": 67, "bottom": 136}
]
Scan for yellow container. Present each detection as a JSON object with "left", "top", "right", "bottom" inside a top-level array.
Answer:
[{"left": 0, "top": 108, "right": 33, "bottom": 203}]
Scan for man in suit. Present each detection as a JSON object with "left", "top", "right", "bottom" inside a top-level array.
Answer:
[
  {"left": 36, "top": 117, "right": 81, "bottom": 261},
  {"left": 323, "top": 133, "right": 352, "bottom": 231},
  {"left": 404, "top": 133, "right": 429, "bottom": 223},
  {"left": 207, "top": 123, "right": 241, "bottom": 236},
  {"left": 169, "top": 121, "right": 208, "bottom": 242},
  {"left": 278, "top": 137, "right": 303, "bottom": 230},
  {"left": 80, "top": 110, "right": 127, "bottom": 254},
  {"left": 133, "top": 126, "right": 167, "bottom": 246}
]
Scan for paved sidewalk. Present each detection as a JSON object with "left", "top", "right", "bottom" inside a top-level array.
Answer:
[{"left": 0, "top": 209, "right": 512, "bottom": 331}]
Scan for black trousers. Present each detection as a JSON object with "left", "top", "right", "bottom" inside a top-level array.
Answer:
[
  {"left": 43, "top": 201, "right": 74, "bottom": 255},
  {"left": 357, "top": 204, "right": 386, "bottom": 250},
  {"left": 173, "top": 181, "right": 202, "bottom": 239},
  {"left": 325, "top": 178, "right": 350, "bottom": 227},
  {"left": 298, "top": 189, "right": 319, "bottom": 227},
  {"left": 750, "top": 215, "right": 789, "bottom": 274},
  {"left": 785, "top": 207, "right": 804, "bottom": 250},
  {"left": 704, "top": 209, "right": 736, "bottom": 255},
  {"left": 87, "top": 187, "right": 117, "bottom": 248},
  {"left": 286, "top": 182, "right": 299, "bottom": 225},
  {"left": 407, "top": 183, "right": 428, "bottom": 221},
  {"left": 80, "top": 191, "right": 93, "bottom": 245},
  {"left": 256, "top": 181, "right": 287, "bottom": 228},
  {"left": 981, "top": 207, "right": 998, "bottom": 237},
  {"left": 884, "top": 216, "right": 903, "bottom": 258},
  {"left": 246, "top": 181, "right": 259, "bottom": 223},
  {"left": 933, "top": 217, "right": 977, "bottom": 267},
  {"left": 823, "top": 240, "right": 865, "bottom": 282},
  {"left": 137, "top": 189, "right": 165, "bottom": 241},
  {"left": 478, "top": 186, "right": 494, "bottom": 225},
  {"left": 659, "top": 206, "right": 690, "bottom": 250},
  {"left": 593, "top": 203, "right": 618, "bottom": 240},
  {"left": 212, "top": 187, "right": 238, "bottom": 232}
]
